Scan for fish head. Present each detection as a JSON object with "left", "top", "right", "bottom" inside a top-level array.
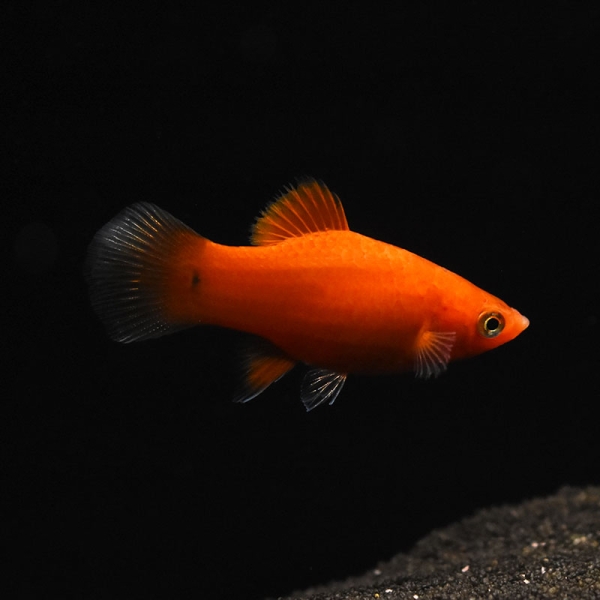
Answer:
[{"left": 451, "top": 294, "right": 529, "bottom": 361}]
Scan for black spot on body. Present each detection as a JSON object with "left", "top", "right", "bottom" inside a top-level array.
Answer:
[{"left": 192, "top": 271, "right": 200, "bottom": 287}]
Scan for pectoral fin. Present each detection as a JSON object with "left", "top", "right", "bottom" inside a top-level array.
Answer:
[{"left": 414, "top": 330, "right": 456, "bottom": 378}]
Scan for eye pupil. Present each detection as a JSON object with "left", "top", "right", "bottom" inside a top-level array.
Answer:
[
  {"left": 486, "top": 317, "right": 500, "bottom": 331},
  {"left": 477, "top": 311, "right": 505, "bottom": 338}
]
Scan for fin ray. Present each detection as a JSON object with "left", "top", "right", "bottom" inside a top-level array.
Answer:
[
  {"left": 85, "top": 203, "right": 203, "bottom": 343},
  {"left": 414, "top": 331, "right": 456, "bottom": 378},
  {"left": 234, "top": 339, "right": 296, "bottom": 403},
  {"left": 301, "top": 369, "right": 347, "bottom": 411},
  {"left": 251, "top": 178, "right": 349, "bottom": 246}
]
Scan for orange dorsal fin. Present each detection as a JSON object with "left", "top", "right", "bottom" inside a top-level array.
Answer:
[{"left": 251, "top": 178, "right": 349, "bottom": 246}]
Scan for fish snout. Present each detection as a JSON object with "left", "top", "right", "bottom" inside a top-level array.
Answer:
[{"left": 519, "top": 313, "right": 530, "bottom": 331}]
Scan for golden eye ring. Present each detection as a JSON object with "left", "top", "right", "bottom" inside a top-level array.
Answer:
[{"left": 477, "top": 311, "right": 505, "bottom": 338}]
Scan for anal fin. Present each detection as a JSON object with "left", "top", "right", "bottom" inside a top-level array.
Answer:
[{"left": 234, "top": 339, "right": 296, "bottom": 403}]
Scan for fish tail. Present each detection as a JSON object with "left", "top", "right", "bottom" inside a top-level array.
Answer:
[{"left": 85, "top": 203, "right": 208, "bottom": 342}]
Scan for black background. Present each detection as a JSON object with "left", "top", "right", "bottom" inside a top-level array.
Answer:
[{"left": 6, "top": 4, "right": 600, "bottom": 599}]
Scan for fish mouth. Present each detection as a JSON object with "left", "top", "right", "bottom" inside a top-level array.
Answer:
[{"left": 520, "top": 314, "right": 530, "bottom": 330}]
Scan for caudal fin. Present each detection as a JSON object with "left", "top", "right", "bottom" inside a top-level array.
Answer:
[{"left": 85, "top": 203, "right": 206, "bottom": 342}]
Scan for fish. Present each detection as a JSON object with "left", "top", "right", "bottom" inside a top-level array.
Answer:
[{"left": 85, "top": 179, "right": 529, "bottom": 411}]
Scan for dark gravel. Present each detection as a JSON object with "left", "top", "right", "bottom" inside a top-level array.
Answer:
[{"left": 276, "top": 487, "right": 600, "bottom": 600}]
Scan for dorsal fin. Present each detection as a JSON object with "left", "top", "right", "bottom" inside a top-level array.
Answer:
[{"left": 251, "top": 178, "right": 349, "bottom": 246}]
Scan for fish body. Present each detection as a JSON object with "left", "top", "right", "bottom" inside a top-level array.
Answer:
[{"left": 86, "top": 179, "right": 529, "bottom": 410}]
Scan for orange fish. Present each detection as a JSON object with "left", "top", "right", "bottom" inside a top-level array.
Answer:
[{"left": 86, "top": 179, "right": 529, "bottom": 410}]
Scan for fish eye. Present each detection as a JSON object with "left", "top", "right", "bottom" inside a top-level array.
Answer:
[{"left": 477, "top": 311, "right": 505, "bottom": 338}]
